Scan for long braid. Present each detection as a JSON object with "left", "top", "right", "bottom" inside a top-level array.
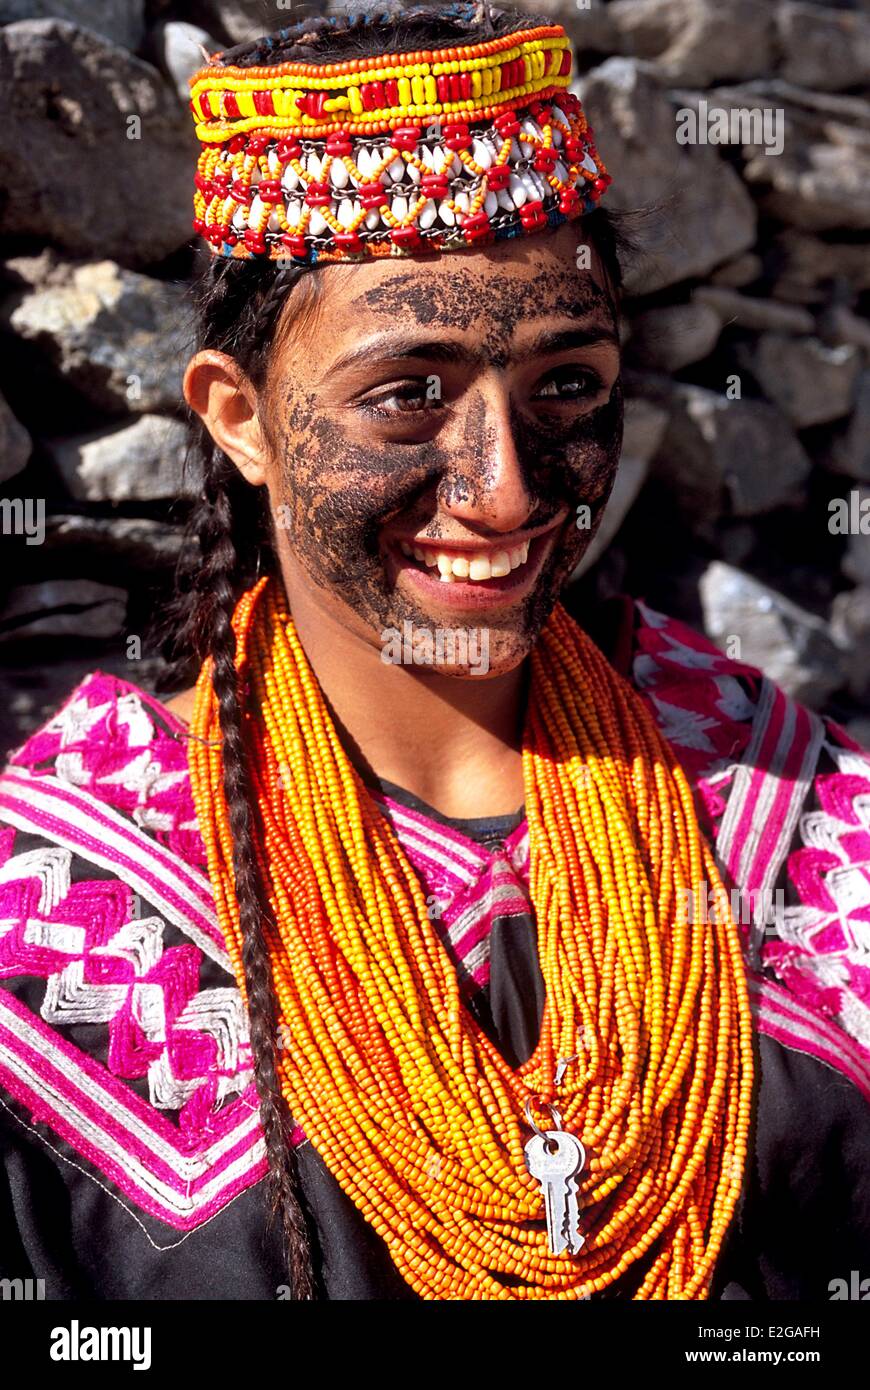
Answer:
[{"left": 203, "top": 469, "right": 318, "bottom": 1299}]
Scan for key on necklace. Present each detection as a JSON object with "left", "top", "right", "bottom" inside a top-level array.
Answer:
[{"left": 524, "top": 1129, "right": 586, "bottom": 1256}]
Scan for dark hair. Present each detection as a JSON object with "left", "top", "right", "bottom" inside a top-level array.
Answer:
[{"left": 159, "top": 1, "right": 636, "bottom": 1298}]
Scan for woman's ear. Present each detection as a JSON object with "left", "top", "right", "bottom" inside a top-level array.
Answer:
[{"left": 183, "top": 350, "right": 269, "bottom": 487}]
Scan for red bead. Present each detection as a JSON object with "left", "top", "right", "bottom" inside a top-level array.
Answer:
[
  {"left": 244, "top": 228, "right": 267, "bottom": 253},
  {"left": 493, "top": 111, "right": 519, "bottom": 138},
  {"left": 257, "top": 178, "right": 283, "bottom": 200},
  {"left": 358, "top": 182, "right": 387, "bottom": 209},
  {"left": 391, "top": 124, "right": 422, "bottom": 152},
  {"left": 334, "top": 231, "right": 364, "bottom": 255},
  {"left": 230, "top": 181, "right": 252, "bottom": 203},
  {"left": 224, "top": 91, "right": 240, "bottom": 119},
  {"left": 385, "top": 79, "right": 399, "bottom": 106},
  {"left": 228, "top": 134, "right": 247, "bottom": 154},
  {"left": 519, "top": 199, "right": 547, "bottom": 230},
  {"left": 304, "top": 181, "right": 332, "bottom": 206},
  {"left": 459, "top": 210, "right": 491, "bottom": 242},
  {"left": 326, "top": 134, "right": 353, "bottom": 157},
  {"left": 421, "top": 173, "right": 449, "bottom": 199},
  {"left": 280, "top": 232, "right": 308, "bottom": 257},
  {"left": 275, "top": 137, "right": 301, "bottom": 161},
  {"left": 558, "top": 187, "right": 580, "bottom": 216},
  {"left": 534, "top": 148, "right": 557, "bottom": 172},
  {"left": 253, "top": 90, "right": 274, "bottom": 116},
  {"left": 390, "top": 225, "right": 423, "bottom": 249},
  {"left": 486, "top": 164, "right": 509, "bottom": 191}
]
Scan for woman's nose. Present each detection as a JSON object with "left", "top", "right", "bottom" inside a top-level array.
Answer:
[{"left": 436, "top": 388, "right": 534, "bottom": 536}]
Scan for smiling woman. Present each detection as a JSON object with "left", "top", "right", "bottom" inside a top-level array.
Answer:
[{"left": 0, "top": 1, "right": 868, "bottom": 1306}]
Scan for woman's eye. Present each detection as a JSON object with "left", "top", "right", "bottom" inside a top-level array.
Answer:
[
  {"left": 534, "top": 366, "right": 604, "bottom": 402},
  {"left": 359, "top": 382, "right": 439, "bottom": 418}
]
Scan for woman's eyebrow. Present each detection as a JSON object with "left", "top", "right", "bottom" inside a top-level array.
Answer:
[{"left": 323, "top": 320, "right": 619, "bottom": 380}]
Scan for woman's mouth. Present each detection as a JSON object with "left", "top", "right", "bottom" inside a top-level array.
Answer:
[{"left": 385, "top": 525, "right": 562, "bottom": 610}]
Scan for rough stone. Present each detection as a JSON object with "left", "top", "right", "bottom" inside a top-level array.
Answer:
[
  {"left": 830, "top": 585, "right": 870, "bottom": 700},
  {"left": 0, "top": 20, "right": 195, "bottom": 267},
  {"left": 0, "top": 389, "right": 32, "bottom": 484},
  {"left": 576, "top": 59, "right": 757, "bottom": 295},
  {"left": 638, "top": 377, "right": 812, "bottom": 523},
  {"left": 2, "top": 260, "right": 191, "bottom": 416},
  {"left": 693, "top": 286, "right": 815, "bottom": 335},
  {"left": 699, "top": 560, "right": 846, "bottom": 706},
  {"left": 734, "top": 335, "right": 861, "bottom": 429},
  {"left": 0, "top": 0, "right": 144, "bottom": 49},
  {"left": 709, "top": 252, "right": 763, "bottom": 289},
  {"left": 626, "top": 299, "right": 722, "bottom": 371},
  {"left": 607, "top": 0, "right": 775, "bottom": 85},
  {"left": 777, "top": 3, "right": 870, "bottom": 93},
  {"left": 574, "top": 397, "right": 668, "bottom": 578},
  {"left": 824, "top": 372, "right": 870, "bottom": 483},
  {"left": 46, "top": 415, "right": 198, "bottom": 503},
  {"left": 0, "top": 579, "right": 127, "bottom": 642},
  {"left": 767, "top": 230, "right": 870, "bottom": 304},
  {"left": 43, "top": 514, "right": 186, "bottom": 569},
  {"left": 152, "top": 20, "right": 219, "bottom": 104},
  {"left": 690, "top": 80, "right": 870, "bottom": 232}
]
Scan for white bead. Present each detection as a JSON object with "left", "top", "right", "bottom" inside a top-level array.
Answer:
[
  {"left": 471, "top": 138, "right": 492, "bottom": 170},
  {"left": 431, "top": 146, "right": 446, "bottom": 173},
  {"left": 232, "top": 208, "right": 247, "bottom": 230},
  {"left": 419, "top": 198, "right": 437, "bottom": 229},
  {"left": 520, "top": 171, "right": 539, "bottom": 200},
  {"left": 582, "top": 152, "right": 598, "bottom": 175},
  {"left": 450, "top": 153, "right": 462, "bottom": 175},
  {"left": 551, "top": 106, "right": 569, "bottom": 128},
  {"left": 286, "top": 198, "right": 302, "bottom": 223},
  {"left": 554, "top": 161, "right": 569, "bottom": 183},
  {"left": 356, "top": 147, "right": 371, "bottom": 179},
  {"left": 267, "top": 150, "right": 281, "bottom": 175},
  {"left": 454, "top": 190, "right": 470, "bottom": 214},
  {"left": 249, "top": 167, "right": 261, "bottom": 185},
  {"left": 391, "top": 195, "right": 408, "bottom": 220},
  {"left": 388, "top": 155, "right": 405, "bottom": 182},
  {"left": 420, "top": 145, "right": 435, "bottom": 170},
  {"left": 497, "top": 189, "right": 515, "bottom": 211},
  {"left": 281, "top": 164, "right": 300, "bottom": 191},
  {"left": 365, "top": 207, "right": 380, "bottom": 230},
  {"left": 330, "top": 159, "right": 349, "bottom": 189},
  {"left": 508, "top": 173, "right": 527, "bottom": 207},
  {"left": 249, "top": 194, "right": 264, "bottom": 223},
  {"left": 268, "top": 211, "right": 281, "bottom": 232},
  {"left": 510, "top": 138, "right": 523, "bottom": 162},
  {"left": 337, "top": 197, "right": 355, "bottom": 228},
  {"left": 520, "top": 118, "right": 542, "bottom": 141},
  {"left": 406, "top": 162, "right": 420, "bottom": 185},
  {"left": 309, "top": 208, "right": 327, "bottom": 235},
  {"left": 306, "top": 153, "right": 321, "bottom": 180},
  {"left": 438, "top": 199, "right": 455, "bottom": 227},
  {"left": 484, "top": 190, "right": 498, "bottom": 217}
]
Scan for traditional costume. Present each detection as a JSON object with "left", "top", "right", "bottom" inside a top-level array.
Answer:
[{"left": 1, "top": 14, "right": 867, "bottom": 1300}]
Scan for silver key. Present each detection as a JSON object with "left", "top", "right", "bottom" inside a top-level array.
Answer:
[{"left": 524, "top": 1128, "right": 586, "bottom": 1256}]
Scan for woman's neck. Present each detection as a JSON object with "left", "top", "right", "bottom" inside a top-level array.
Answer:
[{"left": 288, "top": 588, "right": 528, "bottom": 820}]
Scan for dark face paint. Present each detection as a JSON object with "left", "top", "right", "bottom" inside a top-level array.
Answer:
[{"left": 263, "top": 231, "right": 624, "bottom": 677}]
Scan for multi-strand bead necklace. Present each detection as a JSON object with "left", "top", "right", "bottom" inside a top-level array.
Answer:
[{"left": 189, "top": 578, "right": 754, "bottom": 1299}]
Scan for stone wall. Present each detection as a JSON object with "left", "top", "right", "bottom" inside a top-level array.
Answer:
[{"left": 0, "top": 0, "right": 868, "bottom": 761}]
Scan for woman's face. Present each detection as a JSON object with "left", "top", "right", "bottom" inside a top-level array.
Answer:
[{"left": 259, "top": 218, "right": 623, "bottom": 678}]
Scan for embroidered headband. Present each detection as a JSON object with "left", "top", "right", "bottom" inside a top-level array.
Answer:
[{"left": 187, "top": 20, "right": 612, "bottom": 265}]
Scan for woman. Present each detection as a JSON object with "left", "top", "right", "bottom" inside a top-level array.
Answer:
[{"left": 0, "top": 3, "right": 868, "bottom": 1302}]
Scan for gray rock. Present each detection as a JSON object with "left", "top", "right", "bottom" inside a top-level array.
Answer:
[
  {"left": 198, "top": 0, "right": 279, "bottom": 47},
  {"left": 576, "top": 59, "right": 757, "bottom": 295},
  {"left": 46, "top": 415, "right": 198, "bottom": 503},
  {"left": 838, "top": 486, "right": 870, "bottom": 586},
  {"left": 0, "top": 389, "right": 32, "bottom": 484},
  {"left": 824, "top": 372, "right": 870, "bottom": 482},
  {"left": 43, "top": 514, "right": 186, "bottom": 568},
  {"left": 816, "top": 305, "right": 870, "bottom": 354},
  {"left": 0, "top": 579, "right": 127, "bottom": 642},
  {"left": 710, "top": 252, "right": 763, "bottom": 289},
  {"left": 153, "top": 20, "right": 219, "bottom": 104},
  {"left": 690, "top": 80, "right": 870, "bottom": 232},
  {"left": 626, "top": 299, "right": 722, "bottom": 371},
  {"left": 0, "top": 20, "right": 195, "bottom": 267},
  {"left": 639, "top": 378, "right": 812, "bottom": 524},
  {"left": 830, "top": 585, "right": 870, "bottom": 700},
  {"left": 3, "top": 259, "right": 191, "bottom": 416},
  {"left": 607, "top": 0, "right": 775, "bottom": 85},
  {"left": 0, "top": 0, "right": 144, "bottom": 50},
  {"left": 699, "top": 561, "right": 846, "bottom": 707},
  {"left": 734, "top": 336, "right": 861, "bottom": 429},
  {"left": 574, "top": 397, "right": 668, "bottom": 578},
  {"left": 693, "top": 286, "right": 814, "bottom": 334},
  {"left": 768, "top": 230, "right": 870, "bottom": 304},
  {"left": 777, "top": 2, "right": 870, "bottom": 93}
]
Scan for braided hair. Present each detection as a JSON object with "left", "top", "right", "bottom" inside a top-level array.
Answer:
[{"left": 158, "top": 1, "right": 635, "bottom": 1298}]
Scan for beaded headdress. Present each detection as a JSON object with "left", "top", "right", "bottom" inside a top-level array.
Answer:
[{"left": 187, "top": 15, "right": 612, "bottom": 266}]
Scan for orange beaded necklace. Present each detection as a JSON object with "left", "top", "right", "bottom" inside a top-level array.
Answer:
[{"left": 188, "top": 577, "right": 754, "bottom": 1299}]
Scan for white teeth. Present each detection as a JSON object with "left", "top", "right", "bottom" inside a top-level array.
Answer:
[{"left": 400, "top": 540, "right": 532, "bottom": 581}]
